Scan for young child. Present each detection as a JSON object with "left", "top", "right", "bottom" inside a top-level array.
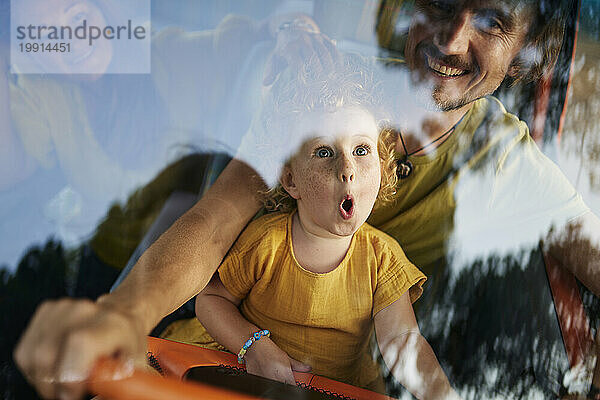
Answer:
[{"left": 189, "top": 56, "right": 460, "bottom": 399}]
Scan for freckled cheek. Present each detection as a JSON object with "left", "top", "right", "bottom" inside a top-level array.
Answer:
[{"left": 297, "top": 167, "right": 337, "bottom": 204}]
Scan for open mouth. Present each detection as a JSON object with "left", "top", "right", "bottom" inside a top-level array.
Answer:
[
  {"left": 426, "top": 55, "right": 468, "bottom": 78},
  {"left": 339, "top": 195, "right": 354, "bottom": 220}
]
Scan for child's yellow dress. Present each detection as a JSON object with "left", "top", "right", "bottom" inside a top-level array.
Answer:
[{"left": 162, "top": 211, "right": 426, "bottom": 389}]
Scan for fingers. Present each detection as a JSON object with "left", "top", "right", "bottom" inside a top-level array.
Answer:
[
  {"left": 15, "top": 299, "right": 94, "bottom": 399},
  {"left": 247, "top": 362, "right": 293, "bottom": 385},
  {"left": 321, "top": 33, "right": 342, "bottom": 65},
  {"left": 263, "top": 53, "right": 286, "bottom": 86},
  {"left": 263, "top": 30, "right": 340, "bottom": 86},
  {"left": 280, "top": 365, "right": 297, "bottom": 385},
  {"left": 244, "top": 339, "right": 303, "bottom": 386},
  {"left": 289, "top": 358, "right": 312, "bottom": 373},
  {"left": 246, "top": 356, "right": 297, "bottom": 385},
  {"left": 310, "top": 33, "right": 339, "bottom": 74},
  {"left": 57, "top": 310, "right": 145, "bottom": 400},
  {"left": 264, "top": 36, "right": 315, "bottom": 85},
  {"left": 264, "top": 362, "right": 296, "bottom": 385},
  {"left": 14, "top": 298, "right": 146, "bottom": 400}
]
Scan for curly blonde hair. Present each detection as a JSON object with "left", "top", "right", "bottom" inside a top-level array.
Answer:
[{"left": 260, "top": 54, "right": 398, "bottom": 212}]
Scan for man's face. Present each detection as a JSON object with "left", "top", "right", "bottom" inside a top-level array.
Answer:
[{"left": 404, "top": 0, "right": 533, "bottom": 111}]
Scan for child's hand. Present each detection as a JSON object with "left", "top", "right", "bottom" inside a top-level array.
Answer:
[{"left": 244, "top": 338, "right": 311, "bottom": 385}]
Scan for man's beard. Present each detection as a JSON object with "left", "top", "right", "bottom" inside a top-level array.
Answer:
[
  {"left": 431, "top": 85, "right": 477, "bottom": 111},
  {"left": 408, "top": 44, "right": 480, "bottom": 111},
  {"left": 411, "top": 78, "right": 478, "bottom": 112}
]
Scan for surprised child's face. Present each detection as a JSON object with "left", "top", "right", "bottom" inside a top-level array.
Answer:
[{"left": 282, "top": 107, "right": 381, "bottom": 238}]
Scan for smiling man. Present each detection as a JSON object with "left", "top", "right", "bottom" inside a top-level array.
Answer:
[
  {"left": 370, "top": 0, "right": 588, "bottom": 270},
  {"left": 405, "top": 0, "right": 533, "bottom": 111},
  {"left": 14, "top": 1, "right": 600, "bottom": 399},
  {"left": 368, "top": 0, "right": 600, "bottom": 396},
  {"left": 385, "top": 0, "right": 563, "bottom": 132}
]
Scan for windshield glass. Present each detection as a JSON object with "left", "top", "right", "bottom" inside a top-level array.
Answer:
[{"left": 1, "top": 1, "right": 599, "bottom": 399}]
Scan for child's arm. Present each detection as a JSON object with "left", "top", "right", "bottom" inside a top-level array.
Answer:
[
  {"left": 374, "top": 292, "right": 462, "bottom": 400},
  {"left": 195, "top": 274, "right": 311, "bottom": 384}
]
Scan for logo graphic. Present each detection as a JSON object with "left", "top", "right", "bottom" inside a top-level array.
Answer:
[{"left": 11, "top": 0, "right": 151, "bottom": 74}]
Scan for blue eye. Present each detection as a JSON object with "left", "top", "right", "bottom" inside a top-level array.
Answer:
[
  {"left": 316, "top": 147, "right": 333, "bottom": 158},
  {"left": 354, "top": 146, "right": 369, "bottom": 156}
]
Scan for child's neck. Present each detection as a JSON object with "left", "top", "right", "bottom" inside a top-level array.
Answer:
[{"left": 291, "top": 212, "right": 353, "bottom": 274}]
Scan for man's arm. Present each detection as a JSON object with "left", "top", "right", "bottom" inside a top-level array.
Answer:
[
  {"left": 547, "top": 210, "right": 600, "bottom": 296},
  {"left": 14, "top": 159, "right": 265, "bottom": 400},
  {"left": 374, "top": 293, "right": 461, "bottom": 400},
  {"left": 103, "top": 159, "right": 265, "bottom": 331},
  {"left": 547, "top": 211, "right": 600, "bottom": 397}
]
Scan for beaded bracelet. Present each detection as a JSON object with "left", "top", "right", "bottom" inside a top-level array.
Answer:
[{"left": 237, "top": 329, "right": 270, "bottom": 364}]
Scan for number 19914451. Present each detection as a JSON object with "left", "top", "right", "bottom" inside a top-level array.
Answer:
[{"left": 19, "top": 43, "right": 71, "bottom": 52}]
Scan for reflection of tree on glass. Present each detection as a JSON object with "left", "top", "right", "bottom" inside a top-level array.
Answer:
[
  {"left": 13, "top": 1, "right": 600, "bottom": 399},
  {"left": 0, "top": 240, "right": 70, "bottom": 399},
  {"left": 0, "top": 4, "right": 307, "bottom": 293},
  {"left": 4, "top": 1, "right": 241, "bottom": 198},
  {"left": 562, "top": 12, "right": 600, "bottom": 192},
  {"left": 374, "top": 0, "right": 600, "bottom": 396}
]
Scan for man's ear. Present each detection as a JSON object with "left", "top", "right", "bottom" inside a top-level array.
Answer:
[
  {"left": 508, "top": 43, "right": 539, "bottom": 81},
  {"left": 280, "top": 166, "right": 300, "bottom": 200},
  {"left": 507, "top": 57, "right": 523, "bottom": 79}
]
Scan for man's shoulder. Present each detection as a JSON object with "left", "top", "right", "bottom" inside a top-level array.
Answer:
[
  {"left": 463, "top": 96, "right": 531, "bottom": 169},
  {"left": 476, "top": 96, "right": 528, "bottom": 137}
]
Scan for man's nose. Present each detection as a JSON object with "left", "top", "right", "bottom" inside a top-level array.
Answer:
[
  {"left": 434, "top": 12, "right": 471, "bottom": 55},
  {"left": 338, "top": 156, "right": 355, "bottom": 183}
]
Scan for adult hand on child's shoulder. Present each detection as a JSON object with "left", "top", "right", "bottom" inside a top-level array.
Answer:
[
  {"left": 244, "top": 337, "right": 311, "bottom": 385},
  {"left": 14, "top": 297, "right": 147, "bottom": 400},
  {"left": 263, "top": 13, "right": 341, "bottom": 86}
]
